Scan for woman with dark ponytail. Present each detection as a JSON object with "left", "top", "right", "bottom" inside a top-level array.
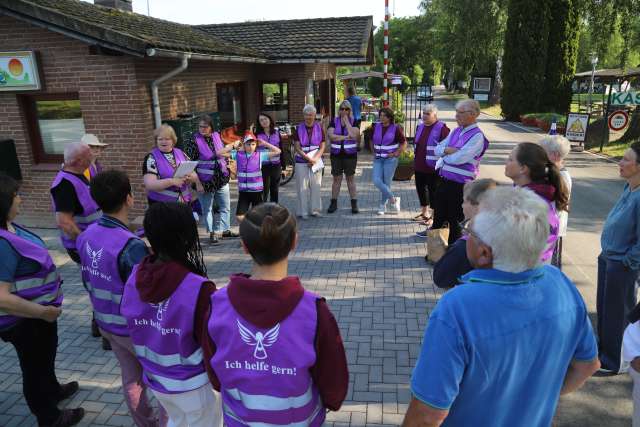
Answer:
[
  {"left": 505, "top": 142, "right": 568, "bottom": 263},
  {"left": 203, "top": 203, "right": 348, "bottom": 426},
  {"left": 121, "top": 202, "right": 222, "bottom": 427}
]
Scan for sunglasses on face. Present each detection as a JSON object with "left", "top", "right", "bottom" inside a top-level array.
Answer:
[{"left": 340, "top": 108, "right": 351, "bottom": 111}]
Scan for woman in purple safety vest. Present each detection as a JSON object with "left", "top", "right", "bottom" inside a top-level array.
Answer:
[
  {"left": 0, "top": 174, "right": 85, "bottom": 427},
  {"left": 505, "top": 142, "right": 568, "bottom": 264},
  {"left": 121, "top": 202, "right": 222, "bottom": 427},
  {"left": 255, "top": 113, "right": 283, "bottom": 203},
  {"left": 142, "top": 125, "right": 202, "bottom": 207}
]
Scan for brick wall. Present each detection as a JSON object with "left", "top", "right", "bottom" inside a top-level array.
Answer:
[{"left": 0, "top": 15, "right": 153, "bottom": 218}]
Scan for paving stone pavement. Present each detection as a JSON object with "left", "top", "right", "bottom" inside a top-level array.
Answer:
[{"left": 0, "top": 153, "right": 443, "bottom": 427}]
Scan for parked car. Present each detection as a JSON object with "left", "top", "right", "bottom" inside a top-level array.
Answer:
[{"left": 417, "top": 86, "right": 434, "bottom": 102}]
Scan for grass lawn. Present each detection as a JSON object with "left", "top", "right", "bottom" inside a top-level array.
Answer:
[
  {"left": 479, "top": 102, "right": 502, "bottom": 118},
  {"left": 591, "top": 139, "right": 636, "bottom": 159}
]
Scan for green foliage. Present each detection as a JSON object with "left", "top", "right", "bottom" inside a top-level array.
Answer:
[
  {"left": 540, "top": 0, "right": 580, "bottom": 113},
  {"left": 397, "top": 147, "right": 415, "bottom": 165},
  {"left": 412, "top": 64, "right": 424, "bottom": 85},
  {"left": 368, "top": 77, "right": 384, "bottom": 98},
  {"left": 501, "top": 0, "right": 552, "bottom": 120}
]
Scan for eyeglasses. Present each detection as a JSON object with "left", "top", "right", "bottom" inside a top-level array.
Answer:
[
  {"left": 455, "top": 110, "right": 474, "bottom": 115},
  {"left": 340, "top": 107, "right": 351, "bottom": 111},
  {"left": 460, "top": 219, "right": 483, "bottom": 243}
]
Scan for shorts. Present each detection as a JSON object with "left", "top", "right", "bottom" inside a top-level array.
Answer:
[
  {"left": 330, "top": 156, "right": 357, "bottom": 177},
  {"left": 236, "top": 191, "right": 263, "bottom": 216}
]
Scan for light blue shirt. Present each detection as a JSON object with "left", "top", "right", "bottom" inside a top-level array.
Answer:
[
  {"left": 231, "top": 151, "right": 270, "bottom": 163},
  {"left": 601, "top": 183, "right": 640, "bottom": 269},
  {"left": 346, "top": 95, "right": 362, "bottom": 120},
  {"left": 0, "top": 226, "right": 46, "bottom": 282},
  {"left": 434, "top": 124, "right": 485, "bottom": 165},
  {"left": 411, "top": 266, "right": 597, "bottom": 426}
]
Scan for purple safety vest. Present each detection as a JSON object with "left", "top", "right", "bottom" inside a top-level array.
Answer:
[
  {"left": 414, "top": 121, "right": 445, "bottom": 170},
  {"left": 0, "top": 225, "right": 62, "bottom": 329},
  {"left": 50, "top": 170, "right": 102, "bottom": 250},
  {"left": 146, "top": 148, "right": 193, "bottom": 203},
  {"left": 372, "top": 123, "right": 399, "bottom": 158},
  {"left": 193, "top": 132, "right": 229, "bottom": 183},
  {"left": 121, "top": 265, "right": 209, "bottom": 394},
  {"left": 208, "top": 287, "right": 325, "bottom": 427},
  {"left": 439, "top": 126, "right": 489, "bottom": 184},
  {"left": 77, "top": 222, "right": 140, "bottom": 336},
  {"left": 542, "top": 201, "right": 560, "bottom": 263},
  {"left": 295, "top": 123, "right": 322, "bottom": 163},
  {"left": 88, "top": 161, "right": 102, "bottom": 180},
  {"left": 257, "top": 131, "right": 281, "bottom": 165},
  {"left": 237, "top": 152, "right": 263, "bottom": 193},
  {"left": 330, "top": 117, "right": 358, "bottom": 156}
]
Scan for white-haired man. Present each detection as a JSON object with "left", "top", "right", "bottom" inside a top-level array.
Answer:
[
  {"left": 413, "top": 104, "right": 450, "bottom": 235},
  {"left": 403, "top": 186, "right": 599, "bottom": 427},
  {"left": 293, "top": 104, "right": 326, "bottom": 218},
  {"left": 431, "top": 99, "right": 488, "bottom": 244},
  {"left": 50, "top": 141, "right": 104, "bottom": 343}
]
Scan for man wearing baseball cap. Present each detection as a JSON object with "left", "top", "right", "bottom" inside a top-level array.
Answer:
[{"left": 81, "top": 134, "right": 109, "bottom": 181}]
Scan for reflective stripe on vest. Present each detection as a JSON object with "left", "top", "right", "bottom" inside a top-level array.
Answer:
[
  {"left": 237, "top": 171, "right": 262, "bottom": 178},
  {"left": 374, "top": 144, "right": 399, "bottom": 151},
  {"left": 11, "top": 271, "right": 59, "bottom": 293},
  {"left": 94, "top": 311, "right": 128, "bottom": 325},
  {"left": 223, "top": 400, "right": 323, "bottom": 427},
  {"left": 145, "top": 371, "right": 209, "bottom": 393},
  {"left": 0, "top": 287, "right": 61, "bottom": 316},
  {"left": 426, "top": 155, "right": 439, "bottom": 161},
  {"left": 133, "top": 345, "right": 204, "bottom": 366},
  {"left": 74, "top": 211, "right": 102, "bottom": 225},
  {"left": 85, "top": 280, "right": 122, "bottom": 304},
  {"left": 238, "top": 182, "right": 263, "bottom": 190},
  {"left": 225, "top": 383, "right": 315, "bottom": 411},
  {"left": 441, "top": 164, "right": 477, "bottom": 178},
  {"left": 331, "top": 143, "right": 357, "bottom": 150}
]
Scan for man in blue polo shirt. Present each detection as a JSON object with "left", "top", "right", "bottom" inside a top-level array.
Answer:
[{"left": 403, "top": 186, "right": 599, "bottom": 427}]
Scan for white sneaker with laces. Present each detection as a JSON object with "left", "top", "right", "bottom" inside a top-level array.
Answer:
[{"left": 377, "top": 203, "right": 386, "bottom": 215}]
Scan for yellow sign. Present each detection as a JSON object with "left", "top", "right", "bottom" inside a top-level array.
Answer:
[
  {"left": 0, "top": 51, "right": 41, "bottom": 91},
  {"left": 565, "top": 113, "right": 590, "bottom": 143}
]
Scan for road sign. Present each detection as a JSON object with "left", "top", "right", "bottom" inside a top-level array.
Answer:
[
  {"left": 608, "top": 110, "right": 629, "bottom": 131},
  {"left": 565, "top": 113, "right": 590, "bottom": 143}
]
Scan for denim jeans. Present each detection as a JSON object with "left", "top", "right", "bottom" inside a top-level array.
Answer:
[
  {"left": 199, "top": 184, "right": 230, "bottom": 233},
  {"left": 372, "top": 157, "right": 399, "bottom": 204}
]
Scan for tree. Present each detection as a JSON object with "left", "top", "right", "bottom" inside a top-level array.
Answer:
[
  {"left": 412, "top": 64, "right": 424, "bottom": 85},
  {"left": 501, "top": 0, "right": 552, "bottom": 120},
  {"left": 540, "top": 0, "right": 581, "bottom": 113}
]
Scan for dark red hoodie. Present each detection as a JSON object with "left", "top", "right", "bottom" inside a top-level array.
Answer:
[
  {"left": 197, "top": 273, "right": 349, "bottom": 412},
  {"left": 134, "top": 255, "right": 216, "bottom": 343},
  {"left": 524, "top": 182, "right": 556, "bottom": 204}
]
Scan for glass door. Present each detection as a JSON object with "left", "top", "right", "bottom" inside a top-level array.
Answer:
[{"left": 217, "top": 82, "right": 246, "bottom": 131}]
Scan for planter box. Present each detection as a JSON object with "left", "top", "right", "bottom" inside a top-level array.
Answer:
[
  {"left": 537, "top": 119, "right": 551, "bottom": 132},
  {"left": 393, "top": 164, "right": 414, "bottom": 181},
  {"left": 522, "top": 116, "right": 537, "bottom": 126}
]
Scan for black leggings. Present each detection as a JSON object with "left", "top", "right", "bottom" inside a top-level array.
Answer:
[
  {"left": 0, "top": 319, "right": 62, "bottom": 425},
  {"left": 262, "top": 163, "right": 282, "bottom": 203},
  {"left": 431, "top": 177, "right": 465, "bottom": 245},
  {"left": 414, "top": 171, "right": 439, "bottom": 207}
]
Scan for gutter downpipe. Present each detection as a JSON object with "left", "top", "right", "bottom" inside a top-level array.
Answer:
[{"left": 150, "top": 52, "right": 190, "bottom": 128}]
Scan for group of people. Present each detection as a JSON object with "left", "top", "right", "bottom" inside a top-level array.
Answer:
[{"left": 1, "top": 90, "right": 640, "bottom": 426}]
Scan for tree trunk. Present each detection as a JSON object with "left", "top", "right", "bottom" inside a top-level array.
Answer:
[{"left": 620, "top": 107, "right": 640, "bottom": 143}]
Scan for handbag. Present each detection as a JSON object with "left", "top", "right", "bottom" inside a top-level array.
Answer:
[{"left": 426, "top": 226, "right": 449, "bottom": 263}]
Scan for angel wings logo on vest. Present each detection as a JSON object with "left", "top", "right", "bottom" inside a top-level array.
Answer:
[
  {"left": 85, "top": 242, "right": 103, "bottom": 269},
  {"left": 237, "top": 319, "right": 280, "bottom": 360},
  {"left": 150, "top": 298, "right": 170, "bottom": 321}
]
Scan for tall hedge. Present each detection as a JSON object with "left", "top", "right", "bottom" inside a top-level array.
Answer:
[
  {"left": 540, "top": 0, "right": 580, "bottom": 113},
  {"left": 501, "top": 0, "right": 552, "bottom": 120}
]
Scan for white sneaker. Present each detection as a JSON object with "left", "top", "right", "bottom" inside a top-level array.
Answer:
[
  {"left": 377, "top": 204, "right": 386, "bottom": 215},
  {"left": 393, "top": 197, "right": 401, "bottom": 213}
]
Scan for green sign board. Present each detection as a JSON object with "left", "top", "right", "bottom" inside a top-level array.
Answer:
[{"left": 610, "top": 91, "right": 640, "bottom": 106}]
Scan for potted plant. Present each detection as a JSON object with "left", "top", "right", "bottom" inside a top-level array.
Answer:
[{"left": 393, "top": 147, "right": 415, "bottom": 181}]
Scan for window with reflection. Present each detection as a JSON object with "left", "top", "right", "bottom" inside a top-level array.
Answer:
[{"left": 261, "top": 81, "right": 289, "bottom": 124}]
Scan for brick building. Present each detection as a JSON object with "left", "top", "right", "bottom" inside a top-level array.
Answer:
[{"left": 0, "top": 0, "right": 373, "bottom": 218}]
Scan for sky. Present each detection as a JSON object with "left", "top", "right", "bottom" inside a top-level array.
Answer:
[{"left": 82, "top": 0, "right": 422, "bottom": 26}]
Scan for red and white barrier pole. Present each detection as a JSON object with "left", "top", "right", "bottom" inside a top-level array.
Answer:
[{"left": 383, "top": 0, "right": 389, "bottom": 107}]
